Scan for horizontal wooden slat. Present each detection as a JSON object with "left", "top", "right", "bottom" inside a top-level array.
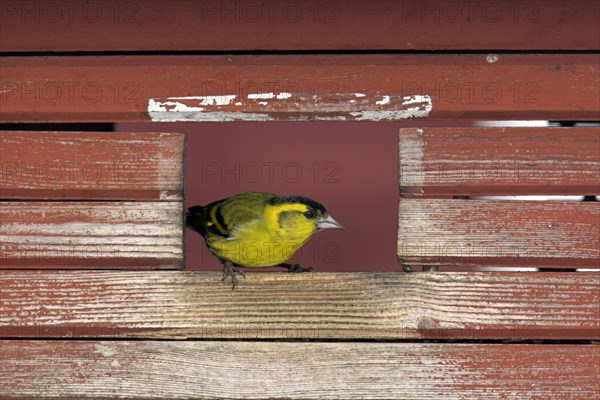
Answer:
[
  {"left": 1, "top": 341, "right": 598, "bottom": 399},
  {"left": 1, "top": 55, "right": 598, "bottom": 122},
  {"left": 0, "top": 202, "right": 183, "bottom": 268},
  {"left": 399, "top": 127, "right": 600, "bottom": 196},
  {"left": 398, "top": 199, "right": 600, "bottom": 268},
  {"left": 0, "top": 131, "right": 185, "bottom": 200},
  {"left": 1, "top": 0, "right": 598, "bottom": 51},
  {"left": 1, "top": 271, "right": 597, "bottom": 339}
]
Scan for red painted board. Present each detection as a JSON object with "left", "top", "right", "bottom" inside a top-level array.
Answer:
[
  {"left": 1, "top": 341, "right": 598, "bottom": 399},
  {"left": 398, "top": 199, "right": 600, "bottom": 268},
  {"left": 1, "top": 0, "right": 598, "bottom": 51},
  {"left": 0, "top": 131, "right": 185, "bottom": 200},
  {"left": 0, "top": 202, "right": 183, "bottom": 269},
  {"left": 399, "top": 127, "right": 600, "bottom": 196},
  {"left": 1, "top": 271, "right": 597, "bottom": 339},
  {"left": 1, "top": 55, "right": 598, "bottom": 122}
]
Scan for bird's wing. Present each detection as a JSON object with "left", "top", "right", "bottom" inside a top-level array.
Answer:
[{"left": 205, "top": 192, "right": 276, "bottom": 238}]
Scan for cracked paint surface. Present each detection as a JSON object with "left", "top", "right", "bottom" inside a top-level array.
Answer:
[{"left": 148, "top": 93, "right": 432, "bottom": 122}]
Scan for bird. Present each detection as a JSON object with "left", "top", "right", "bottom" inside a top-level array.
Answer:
[{"left": 186, "top": 192, "right": 343, "bottom": 288}]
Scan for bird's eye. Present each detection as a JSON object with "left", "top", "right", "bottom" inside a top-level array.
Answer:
[{"left": 304, "top": 210, "right": 316, "bottom": 219}]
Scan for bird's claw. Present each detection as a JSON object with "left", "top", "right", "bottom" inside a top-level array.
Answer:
[{"left": 222, "top": 261, "right": 245, "bottom": 289}]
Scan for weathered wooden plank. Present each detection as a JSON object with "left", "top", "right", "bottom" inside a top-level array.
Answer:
[
  {"left": 0, "top": 202, "right": 183, "bottom": 268},
  {"left": 1, "top": 55, "right": 598, "bottom": 122},
  {"left": 1, "top": 0, "right": 598, "bottom": 51},
  {"left": 1, "top": 271, "right": 597, "bottom": 339},
  {"left": 0, "top": 131, "right": 185, "bottom": 200},
  {"left": 399, "top": 127, "right": 600, "bottom": 196},
  {"left": 398, "top": 199, "right": 600, "bottom": 268},
  {"left": 1, "top": 341, "right": 598, "bottom": 400}
]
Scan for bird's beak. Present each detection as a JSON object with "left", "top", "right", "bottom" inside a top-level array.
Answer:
[{"left": 317, "top": 214, "right": 344, "bottom": 230}]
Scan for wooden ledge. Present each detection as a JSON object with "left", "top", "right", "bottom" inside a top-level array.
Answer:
[{"left": 1, "top": 271, "right": 597, "bottom": 340}]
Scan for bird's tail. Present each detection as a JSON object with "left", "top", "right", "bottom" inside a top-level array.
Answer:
[{"left": 185, "top": 205, "right": 210, "bottom": 237}]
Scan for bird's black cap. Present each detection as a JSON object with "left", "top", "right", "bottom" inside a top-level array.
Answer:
[{"left": 268, "top": 195, "right": 327, "bottom": 214}]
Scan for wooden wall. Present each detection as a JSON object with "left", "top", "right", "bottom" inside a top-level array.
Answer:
[{"left": 1, "top": 1, "right": 599, "bottom": 398}]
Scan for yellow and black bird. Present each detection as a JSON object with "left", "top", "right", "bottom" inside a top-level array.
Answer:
[{"left": 186, "top": 192, "right": 343, "bottom": 288}]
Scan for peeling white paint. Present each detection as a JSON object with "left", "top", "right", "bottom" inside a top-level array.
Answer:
[
  {"left": 376, "top": 95, "right": 391, "bottom": 105},
  {"left": 148, "top": 95, "right": 238, "bottom": 114},
  {"left": 171, "top": 95, "right": 237, "bottom": 106},
  {"left": 148, "top": 93, "right": 432, "bottom": 122},
  {"left": 149, "top": 94, "right": 280, "bottom": 121},
  {"left": 150, "top": 111, "right": 275, "bottom": 122},
  {"left": 402, "top": 95, "right": 431, "bottom": 106},
  {"left": 148, "top": 99, "right": 205, "bottom": 113},
  {"left": 247, "top": 92, "right": 292, "bottom": 100},
  {"left": 350, "top": 95, "right": 432, "bottom": 121}
]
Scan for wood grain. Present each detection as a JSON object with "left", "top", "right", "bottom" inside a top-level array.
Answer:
[
  {"left": 0, "top": 202, "right": 183, "bottom": 269},
  {"left": 1, "top": 271, "right": 597, "bottom": 339},
  {"left": 399, "top": 127, "right": 600, "bottom": 196},
  {"left": 1, "top": 341, "right": 598, "bottom": 399},
  {"left": 398, "top": 199, "right": 600, "bottom": 268},
  {"left": 0, "top": 131, "right": 185, "bottom": 200},
  {"left": 1, "top": 0, "right": 598, "bottom": 51},
  {"left": 1, "top": 54, "right": 598, "bottom": 122}
]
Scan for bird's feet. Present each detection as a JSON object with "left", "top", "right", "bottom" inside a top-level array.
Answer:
[
  {"left": 279, "top": 263, "right": 314, "bottom": 273},
  {"left": 222, "top": 261, "right": 245, "bottom": 289}
]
